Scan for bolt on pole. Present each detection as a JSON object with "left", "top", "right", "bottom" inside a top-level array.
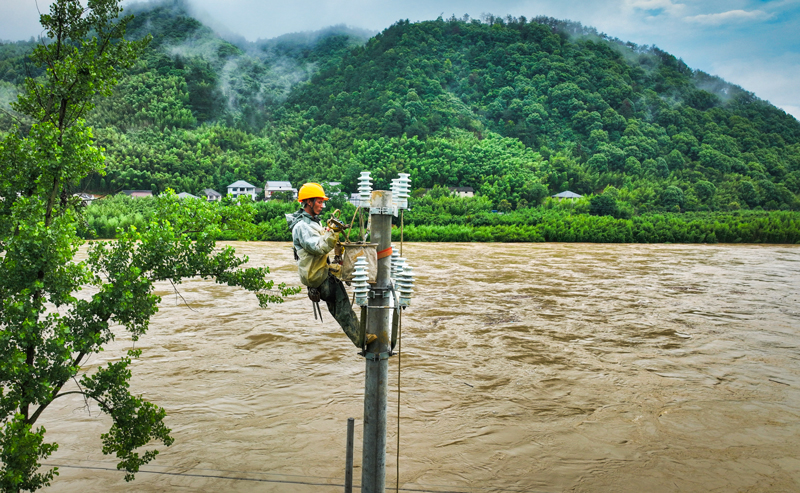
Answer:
[{"left": 361, "top": 190, "right": 393, "bottom": 493}]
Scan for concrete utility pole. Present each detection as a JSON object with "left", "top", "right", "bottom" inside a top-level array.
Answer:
[{"left": 361, "top": 190, "right": 393, "bottom": 493}]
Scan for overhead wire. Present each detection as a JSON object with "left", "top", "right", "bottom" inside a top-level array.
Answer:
[{"left": 41, "top": 461, "right": 543, "bottom": 492}]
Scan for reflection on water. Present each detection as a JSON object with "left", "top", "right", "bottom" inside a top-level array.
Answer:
[{"left": 44, "top": 242, "right": 800, "bottom": 492}]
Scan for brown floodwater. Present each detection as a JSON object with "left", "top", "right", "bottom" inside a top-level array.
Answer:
[{"left": 42, "top": 242, "right": 800, "bottom": 492}]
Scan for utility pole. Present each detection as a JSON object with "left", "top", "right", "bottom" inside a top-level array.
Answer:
[{"left": 361, "top": 190, "right": 393, "bottom": 493}]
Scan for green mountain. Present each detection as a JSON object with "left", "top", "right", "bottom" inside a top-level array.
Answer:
[{"left": 1, "top": 4, "right": 799, "bottom": 215}]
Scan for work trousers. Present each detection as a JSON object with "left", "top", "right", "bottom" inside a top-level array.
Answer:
[{"left": 318, "top": 274, "right": 361, "bottom": 347}]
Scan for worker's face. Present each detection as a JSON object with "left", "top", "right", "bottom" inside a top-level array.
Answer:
[{"left": 312, "top": 198, "right": 325, "bottom": 215}]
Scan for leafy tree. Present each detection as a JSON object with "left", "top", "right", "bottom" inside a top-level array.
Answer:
[
  {"left": 589, "top": 193, "right": 618, "bottom": 217},
  {"left": 694, "top": 180, "right": 716, "bottom": 203},
  {"left": 0, "top": 1, "right": 297, "bottom": 491},
  {"left": 662, "top": 185, "right": 685, "bottom": 211},
  {"left": 270, "top": 190, "right": 295, "bottom": 201}
]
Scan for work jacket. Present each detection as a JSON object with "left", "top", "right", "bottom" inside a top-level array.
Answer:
[{"left": 288, "top": 209, "right": 338, "bottom": 288}]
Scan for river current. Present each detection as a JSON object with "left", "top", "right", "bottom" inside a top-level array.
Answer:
[{"left": 43, "top": 242, "right": 800, "bottom": 492}]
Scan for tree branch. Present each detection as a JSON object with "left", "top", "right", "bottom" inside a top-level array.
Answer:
[{"left": 169, "top": 279, "right": 197, "bottom": 312}]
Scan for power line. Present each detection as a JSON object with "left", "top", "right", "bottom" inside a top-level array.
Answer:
[
  {"left": 43, "top": 463, "right": 339, "bottom": 488},
  {"left": 41, "top": 462, "right": 542, "bottom": 493}
]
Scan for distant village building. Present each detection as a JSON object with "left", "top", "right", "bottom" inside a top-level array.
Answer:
[
  {"left": 421, "top": 186, "right": 475, "bottom": 198},
  {"left": 177, "top": 192, "right": 198, "bottom": 199},
  {"left": 264, "top": 181, "right": 297, "bottom": 200},
  {"left": 121, "top": 190, "right": 153, "bottom": 198},
  {"left": 227, "top": 180, "right": 257, "bottom": 200},
  {"left": 552, "top": 191, "right": 583, "bottom": 200},
  {"left": 203, "top": 188, "right": 222, "bottom": 201},
  {"left": 322, "top": 181, "right": 347, "bottom": 200},
  {"left": 349, "top": 193, "right": 362, "bottom": 207},
  {"left": 73, "top": 193, "right": 99, "bottom": 205},
  {"left": 449, "top": 186, "right": 475, "bottom": 197}
]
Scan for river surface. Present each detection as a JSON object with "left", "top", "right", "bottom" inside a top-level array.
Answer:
[{"left": 42, "top": 242, "right": 800, "bottom": 492}]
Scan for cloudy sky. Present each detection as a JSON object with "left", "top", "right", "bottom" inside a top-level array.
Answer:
[{"left": 2, "top": 0, "right": 799, "bottom": 119}]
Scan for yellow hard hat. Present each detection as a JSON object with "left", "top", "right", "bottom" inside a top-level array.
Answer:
[{"left": 297, "top": 182, "right": 329, "bottom": 202}]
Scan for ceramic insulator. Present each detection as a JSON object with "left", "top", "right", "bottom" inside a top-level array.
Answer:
[
  {"left": 353, "top": 256, "right": 370, "bottom": 306},
  {"left": 358, "top": 171, "right": 373, "bottom": 208},
  {"left": 396, "top": 173, "right": 411, "bottom": 210},
  {"left": 391, "top": 253, "right": 405, "bottom": 283},
  {"left": 398, "top": 264, "right": 414, "bottom": 307}
]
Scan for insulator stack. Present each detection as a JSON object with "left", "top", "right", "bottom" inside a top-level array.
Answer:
[
  {"left": 390, "top": 178, "right": 400, "bottom": 212},
  {"left": 397, "top": 264, "right": 414, "bottom": 307},
  {"left": 358, "top": 171, "right": 373, "bottom": 207},
  {"left": 391, "top": 252, "right": 405, "bottom": 283},
  {"left": 395, "top": 173, "right": 410, "bottom": 210},
  {"left": 353, "top": 256, "right": 370, "bottom": 306}
]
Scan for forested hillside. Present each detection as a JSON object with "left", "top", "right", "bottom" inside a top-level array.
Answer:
[{"left": 2, "top": 3, "right": 800, "bottom": 240}]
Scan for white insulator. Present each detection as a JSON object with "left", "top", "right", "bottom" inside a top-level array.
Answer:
[
  {"left": 358, "top": 171, "right": 373, "bottom": 207},
  {"left": 395, "top": 256, "right": 407, "bottom": 281},
  {"left": 389, "top": 247, "right": 400, "bottom": 278},
  {"left": 353, "top": 256, "right": 370, "bottom": 306},
  {"left": 397, "top": 173, "right": 410, "bottom": 196},
  {"left": 390, "top": 178, "right": 401, "bottom": 209},
  {"left": 398, "top": 264, "right": 414, "bottom": 307},
  {"left": 396, "top": 173, "right": 411, "bottom": 210},
  {"left": 391, "top": 254, "right": 405, "bottom": 283}
]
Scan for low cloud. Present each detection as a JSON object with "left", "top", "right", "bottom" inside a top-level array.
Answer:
[
  {"left": 710, "top": 54, "right": 800, "bottom": 120},
  {"left": 685, "top": 9, "right": 774, "bottom": 25},
  {"left": 625, "top": 0, "right": 686, "bottom": 16}
]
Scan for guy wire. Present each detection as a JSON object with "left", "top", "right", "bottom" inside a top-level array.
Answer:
[
  {"left": 396, "top": 208, "right": 404, "bottom": 493},
  {"left": 396, "top": 308, "right": 402, "bottom": 493}
]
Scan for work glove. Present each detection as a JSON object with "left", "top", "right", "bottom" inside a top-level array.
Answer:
[{"left": 327, "top": 216, "right": 349, "bottom": 233}]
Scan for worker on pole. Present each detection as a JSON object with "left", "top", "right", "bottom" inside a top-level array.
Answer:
[{"left": 287, "top": 182, "right": 376, "bottom": 347}]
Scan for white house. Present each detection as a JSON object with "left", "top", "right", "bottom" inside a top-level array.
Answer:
[
  {"left": 203, "top": 188, "right": 222, "bottom": 201},
  {"left": 227, "top": 180, "right": 257, "bottom": 200},
  {"left": 264, "top": 181, "right": 297, "bottom": 200},
  {"left": 121, "top": 190, "right": 153, "bottom": 198},
  {"left": 73, "top": 193, "right": 99, "bottom": 205},
  {"left": 449, "top": 186, "right": 475, "bottom": 197},
  {"left": 552, "top": 191, "right": 583, "bottom": 200},
  {"left": 349, "top": 193, "right": 362, "bottom": 206}
]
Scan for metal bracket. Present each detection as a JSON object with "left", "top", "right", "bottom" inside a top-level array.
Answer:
[
  {"left": 362, "top": 351, "right": 392, "bottom": 361},
  {"left": 368, "top": 289, "right": 391, "bottom": 299},
  {"left": 369, "top": 207, "right": 394, "bottom": 215}
]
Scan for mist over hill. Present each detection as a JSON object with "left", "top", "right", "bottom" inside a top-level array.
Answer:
[{"left": 1, "top": 3, "right": 799, "bottom": 216}]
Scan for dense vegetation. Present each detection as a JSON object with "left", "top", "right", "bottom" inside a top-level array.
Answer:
[
  {"left": 3, "top": 3, "right": 800, "bottom": 242},
  {"left": 82, "top": 191, "right": 800, "bottom": 244}
]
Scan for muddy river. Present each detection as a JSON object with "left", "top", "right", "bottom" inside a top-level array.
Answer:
[{"left": 42, "top": 242, "right": 800, "bottom": 492}]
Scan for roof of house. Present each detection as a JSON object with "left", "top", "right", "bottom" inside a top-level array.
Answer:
[
  {"left": 449, "top": 186, "right": 475, "bottom": 193},
  {"left": 121, "top": 190, "right": 152, "bottom": 196},
  {"left": 552, "top": 191, "right": 583, "bottom": 199},
  {"left": 265, "top": 181, "right": 294, "bottom": 190},
  {"left": 228, "top": 180, "right": 256, "bottom": 189},
  {"left": 177, "top": 192, "right": 198, "bottom": 199},
  {"left": 203, "top": 188, "right": 221, "bottom": 197}
]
